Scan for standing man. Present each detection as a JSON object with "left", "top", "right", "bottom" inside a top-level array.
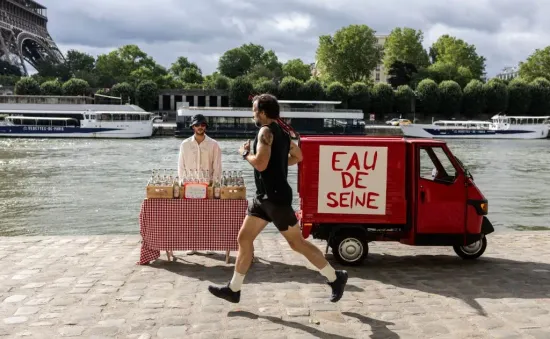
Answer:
[
  {"left": 208, "top": 94, "right": 348, "bottom": 303},
  {"left": 177, "top": 113, "right": 222, "bottom": 255}
]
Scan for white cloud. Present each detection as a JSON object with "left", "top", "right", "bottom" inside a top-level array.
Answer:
[{"left": 39, "top": 0, "right": 550, "bottom": 78}]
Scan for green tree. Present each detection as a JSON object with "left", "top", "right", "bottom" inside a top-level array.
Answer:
[
  {"left": 394, "top": 85, "right": 414, "bottom": 115},
  {"left": 507, "top": 78, "right": 531, "bottom": 115},
  {"left": 387, "top": 61, "right": 418, "bottom": 88},
  {"left": 518, "top": 46, "right": 550, "bottom": 81},
  {"left": 347, "top": 82, "right": 371, "bottom": 113},
  {"left": 315, "top": 24, "right": 383, "bottom": 85},
  {"left": 40, "top": 79, "right": 63, "bottom": 95},
  {"left": 301, "top": 79, "right": 325, "bottom": 100},
  {"left": 383, "top": 27, "right": 429, "bottom": 71},
  {"left": 65, "top": 50, "right": 95, "bottom": 73},
  {"left": 253, "top": 79, "right": 278, "bottom": 97},
  {"left": 325, "top": 81, "right": 348, "bottom": 107},
  {"left": 218, "top": 47, "right": 252, "bottom": 78},
  {"left": 62, "top": 78, "right": 91, "bottom": 96},
  {"left": 111, "top": 82, "right": 134, "bottom": 103},
  {"left": 438, "top": 80, "right": 462, "bottom": 117},
  {"left": 528, "top": 77, "right": 550, "bottom": 116},
  {"left": 282, "top": 59, "right": 311, "bottom": 82},
  {"left": 430, "top": 34, "right": 486, "bottom": 79},
  {"left": 370, "top": 83, "right": 394, "bottom": 115},
  {"left": 136, "top": 80, "right": 158, "bottom": 111},
  {"left": 14, "top": 77, "right": 41, "bottom": 95},
  {"left": 462, "top": 79, "right": 485, "bottom": 118},
  {"left": 278, "top": 76, "right": 303, "bottom": 100},
  {"left": 95, "top": 44, "right": 164, "bottom": 87},
  {"left": 181, "top": 68, "right": 203, "bottom": 84},
  {"left": 229, "top": 76, "right": 253, "bottom": 107},
  {"left": 483, "top": 78, "right": 508, "bottom": 114},
  {"left": 416, "top": 78, "right": 440, "bottom": 115}
]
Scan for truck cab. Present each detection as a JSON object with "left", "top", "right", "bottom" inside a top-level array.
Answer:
[{"left": 296, "top": 135, "right": 493, "bottom": 266}]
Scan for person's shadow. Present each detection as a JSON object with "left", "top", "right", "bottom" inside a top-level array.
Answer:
[
  {"left": 227, "top": 310, "right": 398, "bottom": 339},
  {"left": 150, "top": 247, "right": 550, "bottom": 335}
]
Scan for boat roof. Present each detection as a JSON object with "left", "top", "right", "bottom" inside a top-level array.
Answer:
[
  {"left": 434, "top": 120, "right": 491, "bottom": 124},
  {"left": 177, "top": 107, "right": 364, "bottom": 119},
  {"left": 491, "top": 114, "right": 550, "bottom": 119},
  {"left": 0, "top": 103, "right": 147, "bottom": 114},
  {"left": 277, "top": 100, "right": 342, "bottom": 105},
  {"left": 6, "top": 116, "right": 78, "bottom": 120}
]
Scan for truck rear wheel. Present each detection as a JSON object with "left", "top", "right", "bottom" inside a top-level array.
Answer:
[
  {"left": 453, "top": 236, "right": 487, "bottom": 260},
  {"left": 331, "top": 234, "right": 368, "bottom": 266}
]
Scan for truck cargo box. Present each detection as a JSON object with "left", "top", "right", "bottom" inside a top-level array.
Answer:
[{"left": 298, "top": 136, "right": 408, "bottom": 226}]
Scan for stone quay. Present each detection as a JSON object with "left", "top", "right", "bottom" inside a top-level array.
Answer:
[{"left": 1, "top": 232, "right": 549, "bottom": 338}]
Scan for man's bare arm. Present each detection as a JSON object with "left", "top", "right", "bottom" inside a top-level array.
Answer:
[
  {"left": 288, "top": 140, "right": 302, "bottom": 166},
  {"left": 244, "top": 127, "right": 272, "bottom": 171}
]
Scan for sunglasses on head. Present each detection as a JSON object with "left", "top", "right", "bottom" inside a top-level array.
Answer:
[{"left": 193, "top": 123, "right": 206, "bottom": 128}]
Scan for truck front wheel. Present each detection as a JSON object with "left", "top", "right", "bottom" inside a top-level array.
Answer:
[
  {"left": 331, "top": 234, "right": 368, "bottom": 266},
  {"left": 453, "top": 236, "right": 487, "bottom": 260}
]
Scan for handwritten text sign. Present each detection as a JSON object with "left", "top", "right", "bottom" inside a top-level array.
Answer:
[
  {"left": 317, "top": 145, "right": 388, "bottom": 215},
  {"left": 184, "top": 183, "right": 207, "bottom": 199}
]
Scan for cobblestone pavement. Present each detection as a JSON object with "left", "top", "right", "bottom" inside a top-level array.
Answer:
[{"left": 1, "top": 232, "right": 549, "bottom": 338}]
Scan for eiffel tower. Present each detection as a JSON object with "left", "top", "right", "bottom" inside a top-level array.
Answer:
[{"left": 0, "top": 0, "right": 64, "bottom": 75}]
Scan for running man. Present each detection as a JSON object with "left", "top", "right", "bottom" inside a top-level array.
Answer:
[{"left": 207, "top": 93, "right": 348, "bottom": 303}]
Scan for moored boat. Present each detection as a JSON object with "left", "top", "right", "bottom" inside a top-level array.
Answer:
[{"left": 400, "top": 114, "right": 549, "bottom": 139}]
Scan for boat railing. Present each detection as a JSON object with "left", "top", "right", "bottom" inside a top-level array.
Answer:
[{"left": 183, "top": 106, "right": 364, "bottom": 113}]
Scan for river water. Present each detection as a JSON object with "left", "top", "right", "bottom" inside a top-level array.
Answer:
[{"left": 0, "top": 137, "right": 549, "bottom": 236}]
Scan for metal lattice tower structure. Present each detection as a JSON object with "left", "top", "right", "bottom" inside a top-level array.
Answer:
[{"left": 0, "top": 0, "right": 64, "bottom": 75}]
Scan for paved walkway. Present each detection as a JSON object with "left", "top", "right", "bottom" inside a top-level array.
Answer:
[{"left": 1, "top": 232, "right": 549, "bottom": 339}]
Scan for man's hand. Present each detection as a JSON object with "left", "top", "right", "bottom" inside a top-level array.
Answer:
[{"left": 239, "top": 139, "right": 250, "bottom": 156}]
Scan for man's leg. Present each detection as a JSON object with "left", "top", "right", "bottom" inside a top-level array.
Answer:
[
  {"left": 262, "top": 200, "right": 348, "bottom": 302},
  {"left": 207, "top": 215, "right": 268, "bottom": 303}
]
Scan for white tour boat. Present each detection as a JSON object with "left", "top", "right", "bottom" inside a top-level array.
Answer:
[
  {"left": 0, "top": 104, "right": 159, "bottom": 139},
  {"left": 400, "top": 114, "right": 550, "bottom": 139}
]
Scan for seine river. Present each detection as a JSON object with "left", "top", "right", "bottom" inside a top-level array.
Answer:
[{"left": 0, "top": 137, "right": 549, "bottom": 236}]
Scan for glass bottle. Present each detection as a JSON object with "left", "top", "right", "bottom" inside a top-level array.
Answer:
[{"left": 214, "top": 176, "right": 221, "bottom": 199}]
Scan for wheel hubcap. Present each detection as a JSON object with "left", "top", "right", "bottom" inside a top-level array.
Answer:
[
  {"left": 461, "top": 240, "right": 482, "bottom": 254},
  {"left": 338, "top": 238, "right": 363, "bottom": 262}
]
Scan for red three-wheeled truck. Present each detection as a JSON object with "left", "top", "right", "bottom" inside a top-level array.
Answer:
[{"left": 296, "top": 135, "right": 494, "bottom": 266}]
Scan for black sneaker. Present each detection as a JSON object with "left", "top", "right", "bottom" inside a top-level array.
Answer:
[
  {"left": 208, "top": 283, "right": 241, "bottom": 303},
  {"left": 327, "top": 270, "right": 348, "bottom": 302}
]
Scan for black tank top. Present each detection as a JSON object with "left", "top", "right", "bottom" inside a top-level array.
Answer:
[{"left": 252, "top": 121, "right": 293, "bottom": 204}]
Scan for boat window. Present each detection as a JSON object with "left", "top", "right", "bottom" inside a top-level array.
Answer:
[
  {"left": 37, "top": 119, "right": 50, "bottom": 126},
  {"left": 418, "top": 146, "right": 458, "bottom": 184},
  {"left": 52, "top": 120, "right": 65, "bottom": 126}
]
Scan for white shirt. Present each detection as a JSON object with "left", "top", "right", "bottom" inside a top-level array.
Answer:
[{"left": 178, "top": 134, "right": 222, "bottom": 181}]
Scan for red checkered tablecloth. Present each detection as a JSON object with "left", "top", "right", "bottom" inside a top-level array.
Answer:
[{"left": 138, "top": 198, "right": 248, "bottom": 264}]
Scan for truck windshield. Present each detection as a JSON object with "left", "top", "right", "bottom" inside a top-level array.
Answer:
[{"left": 454, "top": 156, "right": 474, "bottom": 180}]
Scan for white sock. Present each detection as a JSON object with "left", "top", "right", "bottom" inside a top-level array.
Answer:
[
  {"left": 229, "top": 271, "right": 246, "bottom": 292},
  {"left": 319, "top": 264, "right": 337, "bottom": 283}
]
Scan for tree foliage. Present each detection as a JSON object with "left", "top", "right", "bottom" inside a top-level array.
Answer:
[
  {"left": 518, "top": 46, "right": 550, "bottom": 82},
  {"left": 315, "top": 24, "right": 383, "bottom": 85},
  {"left": 111, "top": 82, "right": 134, "bottom": 103},
  {"left": 416, "top": 78, "right": 440, "bottom": 115},
  {"left": 15, "top": 77, "right": 41, "bottom": 95},
  {"left": 383, "top": 27, "right": 429, "bottom": 71},
  {"left": 370, "top": 83, "right": 394, "bottom": 115},
  {"left": 347, "top": 82, "right": 371, "bottom": 113},
  {"left": 229, "top": 76, "right": 253, "bottom": 107},
  {"left": 136, "top": 80, "right": 158, "bottom": 111},
  {"left": 394, "top": 85, "right": 414, "bottom": 115},
  {"left": 278, "top": 76, "right": 303, "bottom": 100},
  {"left": 462, "top": 79, "right": 485, "bottom": 118},
  {"left": 528, "top": 77, "right": 550, "bottom": 116},
  {"left": 40, "top": 79, "right": 63, "bottom": 95},
  {"left": 439, "top": 80, "right": 462, "bottom": 116},
  {"left": 301, "top": 79, "right": 325, "bottom": 101},
  {"left": 62, "top": 78, "right": 91, "bottom": 96},
  {"left": 282, "top": 59, "right": 311, "bottom": 82},
  {"left": 430, "top": 35, "right": 486, "bottom": 79},
  {"left": 483, "top": 79, "right": 508, "bottom": 114},
  {"left": 507, "top": 78, "right": 531, "bottom": 115}
]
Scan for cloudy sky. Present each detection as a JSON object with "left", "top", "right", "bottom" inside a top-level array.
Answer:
[{"left": 44, "top": 0, "right": 549, "bottom": 78}]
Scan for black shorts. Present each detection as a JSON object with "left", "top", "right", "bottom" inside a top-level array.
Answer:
[{"left": 247, "top": 198, "right": 298, "bottom": 232}]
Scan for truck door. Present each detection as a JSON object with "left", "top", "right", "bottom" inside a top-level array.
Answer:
[{"left": 415, "top": 144, "right": 466, "bottom": 238}]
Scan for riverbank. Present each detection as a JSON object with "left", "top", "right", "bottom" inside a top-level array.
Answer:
[
  {"left": 1, "top": 232, "right": 549, "bottom": 338},
  {"left": 152, "top": 122, "right": 403, "bottom": 137}
]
